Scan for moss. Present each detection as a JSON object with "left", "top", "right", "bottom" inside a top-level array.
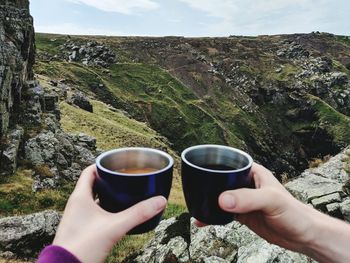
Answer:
[{"left": 33, "top": 164, "right": 54, "bottom": 178}]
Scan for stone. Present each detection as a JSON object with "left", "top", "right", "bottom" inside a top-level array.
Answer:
[
  {"left": 326, "top": 203, "right": 343, "bottom": 219},
  {"left": 0, "top": 127, "right": 24, "bottom": 176},
  {"left": 236, "top": 238, "right": 307, "bottom": 263},
  {"left": 285, "top": 173, "right": 343, "bottom": 203},
  {"left": 59, "top": 40, "right": 116, "bottom": 67},
  {"left": 70, "top": 92, "right": 93, "bottom": 112},
  {"left": 311, "top": 192, "right": 341, "bottom": 210},
  {"left": 25, "top": 130, "right": 97, "bottom": 189},
  {"left": 204, "top": 256, "right": 229, "bottom": 263},
  {"left": 74, "top": 133, "right": 97, "bottom": 151},
  {"left": 135, "top": 214, "right": 311, "bottom": 262},
  {"left": 0, "top": 210, "right": 60, "bottom": 257},
  {"left": 0, "top": 0, "right": 35, "bottom": 138},
  {"left": 340, "top": 199, "right": 350, "bottom": 222}
]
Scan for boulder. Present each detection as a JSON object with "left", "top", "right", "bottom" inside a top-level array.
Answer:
[
  {"left": 0, "top": 210, "right": 60, "bottom": 257},
  {"left": 25, "top": 130, "right": 97, "bottom": 190},
  {"left": 133, "top": 214, "right": 311, "bottom": 263},
  {"left": 69, "top": 92, "right": 93, "bottom": 113}
]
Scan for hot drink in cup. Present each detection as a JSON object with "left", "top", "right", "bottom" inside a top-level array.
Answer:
[
  {"left": 95, "top": 148, "right": 173, "bottom": 234},
  {"left": 181, "top": 145, "right": 253, "bottom": 225}
]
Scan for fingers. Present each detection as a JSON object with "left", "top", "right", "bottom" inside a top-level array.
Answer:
[
  {"left": 219, "top": 188, "right": 283, "bottom": 215},
  {"left": 251, "top": 163, "right": 282, "bottom": 189},
  {"left": 194, "top": 220, "right": 207, "bottom": 228},
  {"left": 114, "top": 196, "right": 167, "bottom": 234},
  {"left": 74, "top": 164, "right": 97, "bottom": 197}
]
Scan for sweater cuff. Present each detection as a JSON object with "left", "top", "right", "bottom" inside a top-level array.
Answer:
[{"left": 37, "top": 245, "right": 81, "bottom": 263}]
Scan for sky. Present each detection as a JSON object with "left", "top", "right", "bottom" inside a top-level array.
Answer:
[{"left": 30, "top": 0, "right": 350, "bottom": 37}]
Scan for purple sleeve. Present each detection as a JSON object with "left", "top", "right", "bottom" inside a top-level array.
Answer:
[{"left": 37, "top": 245, "right": 81, "bottom": 263}]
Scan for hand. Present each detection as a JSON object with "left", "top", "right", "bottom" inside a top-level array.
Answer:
[
  {"left": 53, "top": 165, "right": 167, "bottom": 263},
  {"left": 215, "top": 163, "right": 350, "bottom": 262},
  {"left": 217, "top": 163, "right": 316, "bottom": 252}
]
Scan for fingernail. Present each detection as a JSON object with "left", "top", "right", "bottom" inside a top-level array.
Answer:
[
  {"left": 221, "top": 194, "right": 236, "bottom": 209},
  {"left": 151, "top": 196, "right": 167, "bottom": 211}
]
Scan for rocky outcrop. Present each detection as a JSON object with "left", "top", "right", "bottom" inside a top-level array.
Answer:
[
  {"left": 0, "top": 0, "right": 34, "bottom": 177},
  {"left": 286, "top": 146, "right": 350, "bottom": 220},
  {"left": 68, "top": 91, "right": 93, "bottom": 112},
  {"left": 59, "top": 40, "right": 116, "bottom": 67},
  {"left": 0, "top": 126, "right": 24, "bottom": 176},
  {"left": 0, "top": 210, "right": 60, "bottom": 257},
  {"left": 0, "top": 0, "right": 34, "bottom": 138},
  {"left": 25, "top": 129, "right": 97, "bottom": 191},
  {"left": 131, "top": 215, "right": 311, "bottom": 263},
  {"left": 133, "top": 148, "right": 350, "bottom": 263}
]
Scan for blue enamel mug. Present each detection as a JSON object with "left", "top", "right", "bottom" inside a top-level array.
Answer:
[
  {"left": 95, "top": 148, "right": 173, "bottom": 234},
  {"left": 181, "top": 145, "right": 253, "bottom": 225}
]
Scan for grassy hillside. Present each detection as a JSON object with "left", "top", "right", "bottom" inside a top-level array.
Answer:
[{"left": 30, "top": 32, "right": 350, "bottom": 262}]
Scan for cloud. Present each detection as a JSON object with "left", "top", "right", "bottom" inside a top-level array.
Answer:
[
  {"left": 178, "top": 0, "right": 332, "bottom": 35},
  {"left": 66, "top": 0, "right": 159, "bottom": 15},
  {"left": 35, "top": 22, "right": 125, "bottom": 36}
]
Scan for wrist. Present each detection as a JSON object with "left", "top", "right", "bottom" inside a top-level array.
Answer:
[{"left": 301, "top": 208, "right": 350, "bottom": 262}]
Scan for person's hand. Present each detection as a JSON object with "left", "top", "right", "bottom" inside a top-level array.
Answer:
[
  {"left": 53, "top": 165, "right": 167, "bottom": 263},
  {"left": 209, "top": 163, "right": 350, "bottom": 262},
  {"left": 216, "top": 163, "right": 317, "bottom": 252}
]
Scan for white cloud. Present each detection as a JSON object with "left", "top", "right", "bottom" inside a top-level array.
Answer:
[
  {"left": 66, "top": 0, "right": 159, "bottom": 15},
  {"left": 35, "top": 22, "right": 125, "bottom": 36},
  {"left": 178, "top": 0, "right": 331, "bottom": 35}
]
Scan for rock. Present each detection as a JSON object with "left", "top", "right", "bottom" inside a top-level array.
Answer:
[
  {"left": 286, "top": 147, "right": 350, "bottom": 220},
  {"left": 25, "top": 131, "right": 58, "bottom": 166},
  {"left": 237, "top": 238, "right": 307, "bottom": 263},
  {"left": 134, "top": 214, "right": 311, "bottom": 262},
  {"left": 0, "top": 127, "right": 24, "bottom": 176},
  {"left": 74, "top": 133, "right": 97, "bottom": 151},
  {"left": 326, "top": 203, "right": 343, "bottom": 219},
  {"left": 25, "top": 130, "right": 96, "bottom": 190},
  {"left": 32, "top": 177, "right": 56, "bottom": 192},
  {"left": 311, "top": 192, "right": 341, "bottom": 210},
  {"left": 340, "top": 199, "right": 350, "bottom": 222},
  {"left": 0, "top": 210, "right": 60, "bottom": 257},
  {"left": 285, "top": 173, "right": 343, "bottom": 203},
  {"left": 60, "top": 40, "right": 116, "bottom": 67},
  {"left": 69, "top": 92, "right": 93, "bottom": 112},
  {"left": 0, "top": 0, "right": 35, "bottom": 138}
]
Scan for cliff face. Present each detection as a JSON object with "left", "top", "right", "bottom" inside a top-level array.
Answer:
[{"left": 0, "top": 0, "right": 35, "bottom": 138}]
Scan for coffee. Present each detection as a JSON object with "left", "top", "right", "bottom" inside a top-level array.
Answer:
[
  {"left": 201, "top": 164, "right": 235, "bottom": 171},
  {"left": 116, "top": 167, "right": 158, "bottom": 174}
]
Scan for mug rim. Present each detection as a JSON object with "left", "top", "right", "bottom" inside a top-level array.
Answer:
[
  {"left": 96, "top": 147, "right": 174, "bottom": 177},
  {"left": 181, "top": 144, "right": 253, "bottom": 173}
]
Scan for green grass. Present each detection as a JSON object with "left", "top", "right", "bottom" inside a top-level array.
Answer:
[
  {"left": 60, "top": 100, "right": 170, "bottom": 150},
  {"left": 0, "top": 169, "right": 74, "bottom": 217},
  {"left": 264, "top": 64, "right": 300, "bottom": 82},
  {"left": 335, "top": 35, "right": 350, "bottom": 48},
  {"left": 35, "top": 33, "right": 67, "bottom": 56},
  {"left": 36, "top": 60, "right": 232, "bottom": 152},
  {"left": 309, "top": 94, "right": 350, "bottom": 145}
]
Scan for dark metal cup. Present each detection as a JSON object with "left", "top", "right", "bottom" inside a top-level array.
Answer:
[
  {"left": 95, "top": 148, "right": 173, "bottom": 234},
  {"left": 181, "top": 145, "right": 253, "bottom": 225}
]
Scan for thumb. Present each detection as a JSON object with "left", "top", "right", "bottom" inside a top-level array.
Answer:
[
  {"left": 219, "top": 188, "right": 282, "bottom": 214},
  {"left": 114, "top": 196, "right": 167, "bottom": 234}
]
